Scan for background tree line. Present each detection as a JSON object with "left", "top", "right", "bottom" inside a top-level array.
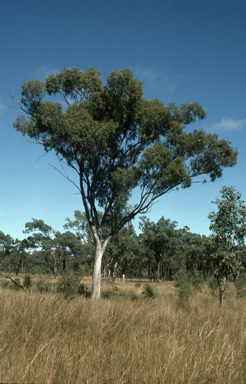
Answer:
[{"left": 2, "top": 202, "right": 245, "bottom": 286}]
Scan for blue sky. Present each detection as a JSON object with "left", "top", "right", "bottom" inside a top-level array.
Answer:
[{"left": 1, "top": 0, "right": 245, "bottom": 241}]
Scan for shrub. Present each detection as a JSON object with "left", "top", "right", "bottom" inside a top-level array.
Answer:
[
  {"left": 208, "top": 275, "right": 218, "bottom": 296},
  {"left": 57, "top": 271, "right": 80, "bottom": 299},
  {"left": 36, "top": 280, "right": 51, "bottom": 293},
  {"left": 189, "top": 269, "right": 203, "bottom": 292},
  {"left": 177, "top": 282, "right": 192, "bottom": 304},
  {"left": 174, "top": 269, "right": 192, "bottom": 306},
  {"left": 101, "top": 284, "right": 119, "bottom": 299},
  {"left": 142, "top": 284, "right": 156, "bottom": 298},
  {"left": 77, "top": 283, "right": 90, "bottom": 297},
  {"left": 174, "top": 268, "right": 203, "bottom": 292},
  {"left": 56, "top": 270, "right": 89, "bottom": 299},
  {"left": 23, "top": 274, "right": 32, "bottom": 289},
  {"left": 135, "top": 282, "right": 142, "bottom": 288},
  {"left": 174, "top": 269, "right": 188, "bottom": 288}
]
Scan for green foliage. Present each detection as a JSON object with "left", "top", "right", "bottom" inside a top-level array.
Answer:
[
  {"left": 14, "top": 67, "right": 238, "bottom": 228},
  {"left": 77, "top": 283, "right": 90, "bottom": 297},
  {"left": 208, "top": 187, "right": 246, "bottom": 304},
  {"left": 189, "top": 269, "right": 204, "bottom": 292},
  {"left": 36, "top": 279, "right": 51, "bottom": 293},
  {"left": 142, "top": 284, "right": 156, "bottom": 298},
  {"left": 174, "top": 268, "right": 202, "bottom": 306},
  {"left": 177, "top": 283, "right": 192, "bottom": 306},
  {"left": 209, "top": 186, "right": 246, "bottom": 246},
  {"left": 56, "top": 270, "right": 85, "bottom": 299},
  {"left": 23, "top": 274, "right": 32, "bottom": 289},
  {"left": 22, "top": 218, "right": 86, "bottom": 278},
  {"left": 139, "top": 216, "right": 178, "bottom": 283},
  {"left": 13, "top": 66, "right": 238, "bottom": 299},
  {"left": 174, "top": 268, "right": 203, "bottom": 291},
  {"left": 174, "top": 268, "right": 189, "bottom": 288},
  {"left": 135, "top": 282, "right": 142, "bottom": 288},
  {"left": 0, "top": 280, "right": 9, "bottom": 289},
  {"left": 101, "top": 284, "right": 119, "bottom": 299},
  {"left": 234, "top": 270, "right": 246, "bottom": 297},
  {"left": 208, "top": 275, "right": 218, "bottom": 296}
]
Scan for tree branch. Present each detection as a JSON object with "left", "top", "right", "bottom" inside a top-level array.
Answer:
[{"left": 48, "top": 163, "right": 81, "bottom": 192}]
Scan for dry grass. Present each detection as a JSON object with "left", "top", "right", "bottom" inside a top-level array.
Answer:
[{"left": 0, "top": 277, "right": 246, "bottom": 383}]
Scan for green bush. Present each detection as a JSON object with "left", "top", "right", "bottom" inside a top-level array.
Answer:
[
  {"left": 174, "top": 269, "right": 192, "bottom": 306},
  {"left": 174, "top": 269, "right": 188, "bottom": 288},
  {"left": 77, "top": 283, "right": 90, "bottom": 297},
  {"left": 142, "top": 284, "right": 156, "bottom": 298},
  {"left": 23, "top": 274, "right": 32, "bottom": 289},
  {"left": 101, "top": 284, "right": 119, "bottom": 299},
  {"left": 57, "top": 271, "right": 79, "bottom": 299},
  {"left": 135, "top": 282, "right": 142, "bottom": 288},
  {"left": 57, "top": 270, "right": 89, "bottom": 299},
  {"left": 178, "top": 282, "right": 192, "bottom": 303},
  {"left": 189, "top": 269, "right": 203, "bottom": 292},
  {"left": 208, "top": 275, "right": 218, "bottom": 296},
  {"left": 36, "top": 280, "right": 51, "bottom": 293},
  {"left": 174, "top": 268, "right": 203, "bottom": 291}
]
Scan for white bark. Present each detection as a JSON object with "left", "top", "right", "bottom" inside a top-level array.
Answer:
[
  {"left": 91, "top": 232, "right": 111, "bottom": 299},
  {"left": 91, "top": 246, "right": 103, "bottom": 299}
]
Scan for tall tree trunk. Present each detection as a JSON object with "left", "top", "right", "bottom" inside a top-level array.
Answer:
[
  {"left": 91, "top": 233, "right": 111, "bottom": 299},
  {"left": 91, "top": 246, "right": 103, "bottom": 299}
]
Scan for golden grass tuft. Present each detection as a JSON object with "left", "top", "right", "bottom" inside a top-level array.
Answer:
[{"left": 0, "top": 278, "right": 246, "bottom": 383}]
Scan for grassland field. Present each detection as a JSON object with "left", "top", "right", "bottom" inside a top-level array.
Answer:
[{"left": 0, "top": 273, "right": 245, "bottom": 383}]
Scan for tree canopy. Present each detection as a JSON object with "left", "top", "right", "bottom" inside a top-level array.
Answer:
[
  {"left": 208, "top": 186, "right": 246, "bottom": 310},
  {"left": 12, "top": 66, "right": 238, "bottom": 298}
]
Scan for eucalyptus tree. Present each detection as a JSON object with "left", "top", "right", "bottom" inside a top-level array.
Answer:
[
  {"left": 65, "top": 210, "right": 137, "bottom": 278},
  {"left": 0, "top": 231, "right": 13, "bottom": 270},
  {"left": 106, "top": 223, "right": 138, "bottom": 278},
  {"left": 181, "top": 232, "right": 209, "bottom": 272},
  {"left": 139, "top": 216, "right": 178, "bottom": 282},
  {"left": 12, "top": 67, "right": 238, "bottom": 298},
  {"left": 0, "top": 231, "right": 28, "bottom": 274},
  {"left": 23, "top": 219, "right": 82, "bottom": 277},
  {"left": 64, "top": 210, "right": 93, "bottom": 245},
  {"left": 208, "top": 186, "right": 246, "bottom": 311}
]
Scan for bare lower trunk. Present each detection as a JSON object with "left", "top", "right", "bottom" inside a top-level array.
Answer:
[
  {"left": 91, "top": 247, "right": 103, "bottom": 299},
  {"left": 91, "top": 235, "right": 111, "bottom": 299}
]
